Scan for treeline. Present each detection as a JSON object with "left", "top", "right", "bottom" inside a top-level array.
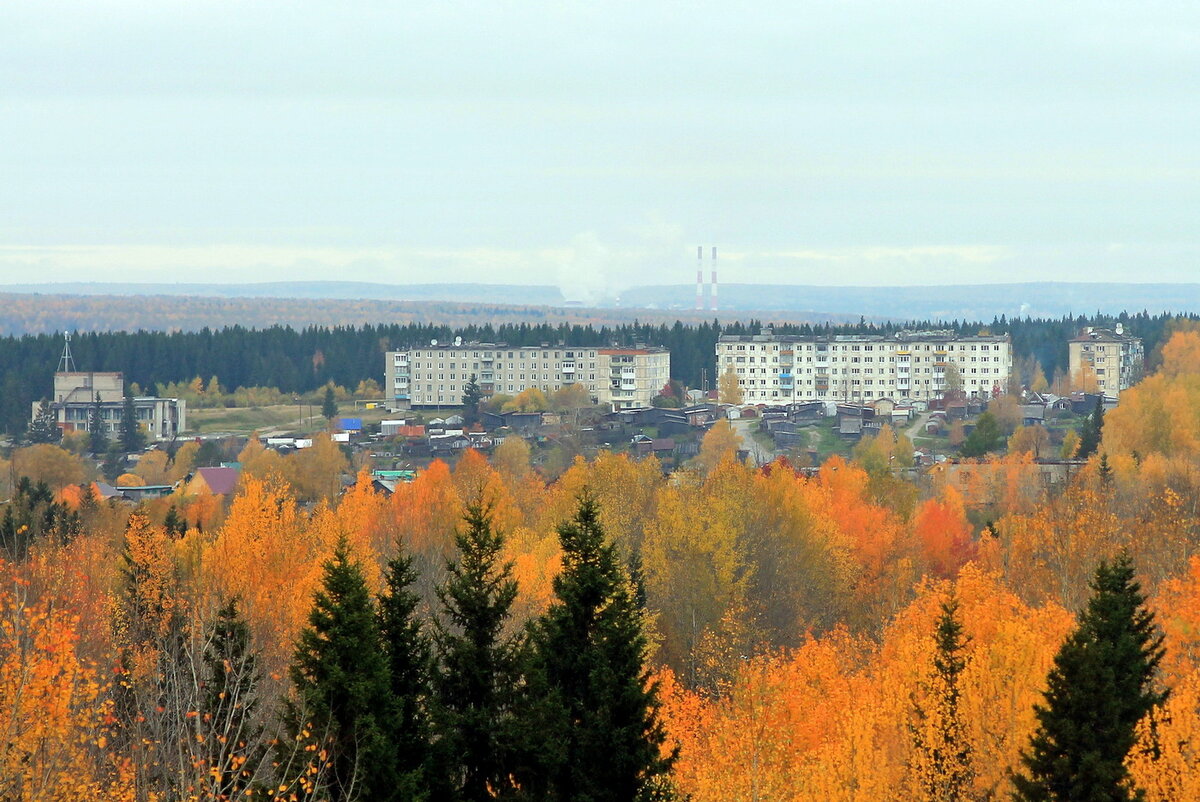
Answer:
[{"left": 1, "top": 311, "right": 1193, "bottom": 433}]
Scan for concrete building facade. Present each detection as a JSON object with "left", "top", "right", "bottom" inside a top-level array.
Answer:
[
  {"left": 717, "top": 330, "right": 1013, "bottom": 404},
  {"left": 1068, "top": 325, "right": 1144, "bottom": 398},
  {"left": 385, "top": 343, "right": 670, "bottom": 411},
  {"left": 599, "top": 347, "right": 671, "bottom": 410},
  {"left": 34, "top": 371, "right": 187, "bottom": 441}
]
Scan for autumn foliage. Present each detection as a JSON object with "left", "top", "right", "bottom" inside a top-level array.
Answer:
[{"left": 6, "top": 330, "right": 1200, "bottom": 798}]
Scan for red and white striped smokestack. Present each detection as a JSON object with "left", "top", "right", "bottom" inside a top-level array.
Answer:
[
  {"left": 710, "top": 246, "right": 718, "bottom": 312},
  {"left": 695, "top": 246, "right": 704, "bottom": 311}
]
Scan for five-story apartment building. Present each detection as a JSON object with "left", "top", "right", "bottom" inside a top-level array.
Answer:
[
  {"left": 717, "top": 330, "right": 1013, "bottom": 404},
  {"left": 385, "top": 342, "right": 669, "bottom": 411},
  {"left": 1068, "top": 325, "right": 1143, "bottom": 397}
]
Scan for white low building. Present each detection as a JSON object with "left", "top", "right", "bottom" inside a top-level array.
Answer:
[{"left": 33, "top": 371, "right": 187, "bottom": 442}]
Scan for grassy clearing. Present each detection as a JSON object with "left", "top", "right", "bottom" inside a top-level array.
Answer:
[
  {"left": 185, "top": 405, "right": 304, "bottom": 435},
  {"left": 813, "top": 420, "right": 852, "bottom": 462},
  {"left": 184, "top": 401, "right": 425, "bottom": 435}
]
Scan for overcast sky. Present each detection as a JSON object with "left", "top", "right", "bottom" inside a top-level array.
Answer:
[{"left": 3, "top": 1, "right": 1200, "bottom": 300}]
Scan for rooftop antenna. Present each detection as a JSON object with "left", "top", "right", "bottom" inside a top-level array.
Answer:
[{"left": 58, "top": 332, "right": 76, "bottom": 373}]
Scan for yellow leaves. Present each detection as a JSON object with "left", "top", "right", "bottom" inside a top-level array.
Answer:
[
  {"left": 695, "top": 419, "right": 740, "bottom": 474},
  {"left": 643, "top": 470, "right": 749, "bottom": 672},
  {"left": 0, "top": 559, "right": 129, "bottom": 801},
  {"left": 1159, "top": 329, "right": 1200, "bottom": 378},
  {"left": 661, "top": 566, "right": 1073, "bottom": 802},
  {"left": 390, "top": 459, "right": 461, "bottom": 556},
  {"left": 11, "top": 444, "right": 88, "bottom": 491},
  {"left": 717, "top": 363, "right": 743, "bottom": 405},
  {"left": 1104, "top": 333, "right": 1200, "bottom": 461},
  {"left": 1129, "top": 668, "right": 1200, "bottom": 801},
  {"left": 501, "top": 387, "right": 549, "bottom": 413},
  {"left": 202, "top": 477, "right": 312, "bottom": 682}
]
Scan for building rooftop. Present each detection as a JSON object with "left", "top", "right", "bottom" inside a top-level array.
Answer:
[
  {"left": 717, "top": 331, "right": 1010, "bottom": 344},
  {"left": 1070, "top": 326, "right": 1139, "bottom": 343}
]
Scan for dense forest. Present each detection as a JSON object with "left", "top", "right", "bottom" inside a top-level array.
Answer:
[
  {"left": 2, "top": 329, "right": 1200, "bottom": 799},
  {"left": 0, "top": 311, "right": 1193, "bottom": 434}
]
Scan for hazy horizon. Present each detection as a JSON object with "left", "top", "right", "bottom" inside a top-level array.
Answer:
[{"left": 5, "top": 2, "right": 1200, "bottom": 303}]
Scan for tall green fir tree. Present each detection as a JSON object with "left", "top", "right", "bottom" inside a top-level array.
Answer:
[
  {"left": 1012, "top": 552, "right": 1166, "bottom": 802},
  {"left": 88, "top": 393, "right": 109, "bottom": 454},
  {"left": 102, "top": 444, "right": 126, "bottom": 482},
  {"left": 322, "top": 385, "right": 338, "bottom": 422},
  {"left": 378, "top": 543, "right": 433, "bottom": 800},
  {"left": 431, "top": 504, "right": 523, "bottom": 802},
  {"left": 461, "top": 374, "right": 483, "bottom": 427},
  {"left": 282, "top": 537, "right": 399, "bottom": 802},
  {"left": 910, "top": 595, "right": 974, "bottom": 802},
  {"left": 28, "top": 398, "right": 62, "bottom": 444},
  {"left": 522, "top": 494, "right": 676, "bottom": 802},
  {"left": 1077, "top": 398, "right": 1106, "bottom": 460},
  {"left": 120, "top": 391, "right": 146, "bottom": 452}
]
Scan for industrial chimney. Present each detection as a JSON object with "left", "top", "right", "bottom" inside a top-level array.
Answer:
[
  {"left": 710, "top": 246, "right": 718, "bottom": 312},
  {"left": 695, "top": 246, "right": 704, "bottom": 311}
]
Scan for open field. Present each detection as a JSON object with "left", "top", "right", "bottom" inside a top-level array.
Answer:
[
  {"left": 184, "top": 405, "right": 307, "bottom": 435},
  {"left": 183, "top": 401, "right": 458, "bottom": 436}
]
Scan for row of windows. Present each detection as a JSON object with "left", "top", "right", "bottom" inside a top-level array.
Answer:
[
  {"left": 722, "top": 342, "right": 1006, "bottom": 352},
  {"left": 726, "top": 354, "right": 1004, "bottom": 364},
  {"left": 410, "top": 361, "right": 597, "bottom": 371},
  {"left": 405, "top": 350, "right": 598, "bottom": 359},
  {"left": 411, "top": 382, "right": 599, "bottom": 399},
  {"left": 412, "top": 372, "right": 599, "bottom": 382},
  {"left": 736, "top": 367, "right": 1003, "bottom": 376}
]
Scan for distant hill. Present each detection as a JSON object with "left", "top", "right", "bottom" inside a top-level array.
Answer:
[
  {"left": 1, "top": 281, "right": 567, "bottom": 305},
  {"left": 618, "top": 282, "right": 1200, "bottom": 320},
  {"left": 5, "top": 281, "right": 1199, "bottom": 323},
  {"left": 0, "top": 293, "right": 859, "bottom": 337}
]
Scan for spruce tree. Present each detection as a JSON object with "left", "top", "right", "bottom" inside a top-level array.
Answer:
[
  {"left": 323, "top": 385, "right": 338, "bottom": 422},
  {"left": 120, "top": 391, "right": 146, "bottom": 452},
  {"left": 461, "top": 374, "right": 483, "bottom": 427},
  {"left": 431, "top": 504, "right": 523, "bottom": 802},
  {"left": 28, "top": 398, "right": 61, "bottom": 444},
  {"left": 378, "top": 545, "right": 433, "bottom": 799},
  {"left": 283, "top": 537, "right": 398, "bottom": 802},
  {"left": 102, "top": 444, "right": 125, "bottom": 482},
  {"left": 88, "top": 393, "right": 109, "bottom": 454},
  {"left": 1077, "top": 398, "right": 1105, "bottom": 460},
  {"left": 910, "top": 596, "right": 974, "bottom": 802},
  {"left": 960, "top": 412, "right": 1001, "bottom": 458},
  {"left": 1012, "top": 553, "right": 1165, "bottom": 802},
  {"left": 523, "top": 494, "right": 676, "bottom": 802},
  {"left": 163, "top": 505, "right": 186, "bottom": 538}
]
